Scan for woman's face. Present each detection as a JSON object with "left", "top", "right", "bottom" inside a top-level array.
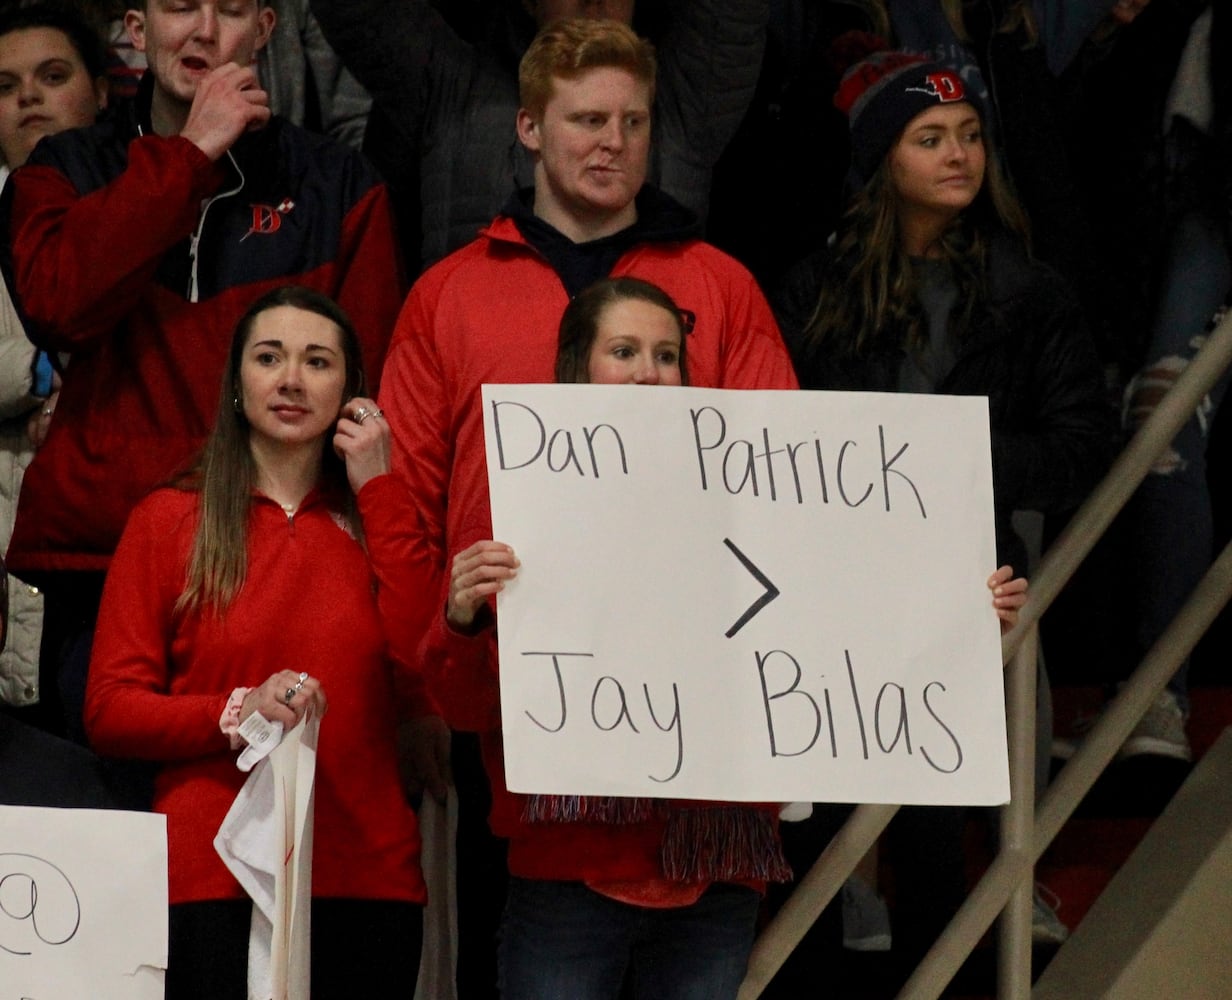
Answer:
[
  {"left": 586, "top": 297, "right": 683, "bottom": 385},
  {"left": 0, "top": 26, "right": 106, "bottom": 168},
  {"left": 239, "top": 305, "right": 348, "bottom": 454},
  {"left": 888, "top": 102, "right": 985, "bottom": 225}
]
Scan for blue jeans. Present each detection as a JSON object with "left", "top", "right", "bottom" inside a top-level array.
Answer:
[
  {"left": 1125, "top": 208, "right": 1232, "bottom": 706},
  {"left": 498, "top": 877, "right": 760, "bottom": 1000}
]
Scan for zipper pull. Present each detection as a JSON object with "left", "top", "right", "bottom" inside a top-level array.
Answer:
[{"left": 187, "top": 230, "right": 201, "bottom": 301}]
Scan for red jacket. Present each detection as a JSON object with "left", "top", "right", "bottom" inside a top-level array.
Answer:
[
  {"left": 2, "top": 80, "right": 404, "bottom": 578},
  {"left": 378, "top": 211, "right": 798, "bottom": 883},
  {"left": 85, "top": 475, "right": 435, "bottom": 905}
]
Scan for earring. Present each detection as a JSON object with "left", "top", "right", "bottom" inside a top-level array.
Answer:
[{"left": 233, "top": 394, "right": 242, "bottom": 412}]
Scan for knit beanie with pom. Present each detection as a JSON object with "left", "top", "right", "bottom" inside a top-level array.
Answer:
[{"left": 833, "top": 42, "right": 975, "bottom": 184}]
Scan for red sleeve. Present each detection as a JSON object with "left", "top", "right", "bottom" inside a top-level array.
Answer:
[
  {"left": 10, "top": 136, "right": 224, "bottom": 351},
  {"left": 718, "top": 259, "right": 799, "bottom": 391},
  {"left": 376, "top": 280, "right": 465, "bottom": 722},
  {"left": 377, "top": 272, "right": 452, "bottom": 612},
  {"left": 374, "top": 275, "right": 499, "bottom": 731},
  {"left": 356, "top": 473, "right": 440, "bottom": 720},
  {"left": 414, "top": 516, "right": 502, "bottom": 733},
  {"left": 84, "top": 495, "right": 231, "bottom": 761},
  {"left": 418, "top": 602, "right": 500, "bottom": 733},
  {"left": 328, "top": 182, "right": 406, "bottom": 392}
]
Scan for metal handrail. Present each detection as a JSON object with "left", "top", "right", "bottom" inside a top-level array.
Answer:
[
  {"left": 740, "top": 307, "right": 1232, "bottom": 1000},
  {"left": 1004, "top": 309, "right": 1232, "bottom": 654},
  {"left": 901, "top": 543, "right": 1232, "bottom": 999},
  {"left": 740, "top": 803, "right": 900, "bottom": 995}
]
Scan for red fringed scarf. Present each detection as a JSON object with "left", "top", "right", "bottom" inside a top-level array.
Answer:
[{"left": 523, "top": 795, "right": 793, "bottom": 883}]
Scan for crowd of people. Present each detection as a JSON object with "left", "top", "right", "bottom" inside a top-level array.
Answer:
[{"left": 0, "top": 0, "right": 1225, "bottom": 997}]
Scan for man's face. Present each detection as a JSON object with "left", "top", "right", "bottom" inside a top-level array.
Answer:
[
  {"left": 126, "top": 0, "right": 274, "bottom": 109},
  {"left": 517, "top": 66, "right": 651, "bottom": 237},
  {"left": 531, "top": 0, "right": 635, "bottom": 27}
]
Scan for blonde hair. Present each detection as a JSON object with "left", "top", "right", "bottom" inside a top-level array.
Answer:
[{"left": 519, "top": 17, "right": 656, "bottom": 119}]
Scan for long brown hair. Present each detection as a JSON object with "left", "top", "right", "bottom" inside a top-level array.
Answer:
[
  {"left": 940, "top": 0, "right": 1040, "bottom": 45},
  {"left": 176, "top": 286, "right": 367, "bottom": 614},
  {"left": 799, "top": 131, "right": 1029, "bottom": 363}
]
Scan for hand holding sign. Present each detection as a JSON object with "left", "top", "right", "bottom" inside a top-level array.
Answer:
[{"left": 448, "top": 542, "right": 520, "bottom": 629}]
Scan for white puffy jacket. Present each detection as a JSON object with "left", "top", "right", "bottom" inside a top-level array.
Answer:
[{"left": 1, "top": 167, "right": 45, "bottom": 707}]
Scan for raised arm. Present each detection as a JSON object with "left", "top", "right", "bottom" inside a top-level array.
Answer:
[
  {"left": 5, "top": 136, "right": 226, "bottom": 352},
  {"left": 652, "top": 0, "right": 770, "bottom": 221},
  {"left": 301, "top": 7, "right": 372, "bottom": 148},
  {"left": 258, "top": 0, "right": 372, "bottom": 148},
  {"left": 309, "top": 0, "right": 476, "bottom": 143}
]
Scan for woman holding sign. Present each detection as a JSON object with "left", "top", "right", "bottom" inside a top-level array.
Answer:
[
  {"left": 430, "top": 277, "right": 793, "bottom": 1000},
  {"left": 773, "top": 40, "right": 1111, "bottom": 593},
  {"left": 770, "top": 40, "right": 1111, "bottom": 975},
  {"left": 429, "top": 276, "right": 1029, "bottom": 999},
  {"left": 84, "top": 287, "right": 442, "bottom": 998}
]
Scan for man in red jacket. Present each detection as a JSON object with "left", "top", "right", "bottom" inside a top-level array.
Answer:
[
  {"left": 1, "top": 0, "right": 403, "bottom": 744},
  {"left": 377, "top": 17, "right": 796, "bottom": 997}
]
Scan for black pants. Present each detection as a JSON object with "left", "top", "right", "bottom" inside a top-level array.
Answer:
[
  {"left": 167, "top": 898, "right": 423, "bottom": 999},
  {"left": 452, "top": 730, "right": 507, "bottom": 1000}
]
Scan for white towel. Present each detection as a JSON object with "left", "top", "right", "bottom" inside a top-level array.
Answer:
[{"left": 215, "top": 713, "right": 318, "bottom": 1000}]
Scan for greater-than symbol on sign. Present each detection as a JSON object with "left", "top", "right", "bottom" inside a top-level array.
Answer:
[{"left": 723, "top": 537, "right": 780, "bottom": 638}]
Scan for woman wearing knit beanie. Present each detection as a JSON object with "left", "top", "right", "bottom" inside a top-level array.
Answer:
[{"left": 769, "top": 38, "right": 1115, "bottom": 990}]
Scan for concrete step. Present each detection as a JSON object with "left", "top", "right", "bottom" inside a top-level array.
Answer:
[{"left": 1033, "top": 727, "right": 1232, "bottom": 999}]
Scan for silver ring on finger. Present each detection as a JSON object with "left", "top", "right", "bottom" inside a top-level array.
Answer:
[
  {"left": 284, "top": 687, "right": 296, "bottom": 705},
  {"left": 353, "top": 406, "right": 372, "bottom": 424}
]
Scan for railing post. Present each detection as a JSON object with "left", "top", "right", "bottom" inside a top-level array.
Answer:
[
  {"left": 896, "top": 627, "right": 1038, "bottom": 1000},
  {"left": 738, "top": 802, "right": 899, "bottom": 999},
  {"left": 1003, "top": 307, "right": 1232, "bottom": 654},
  {"left": 998, "top": 626, "right": 1037, "bottom": 1000},
  {"left": 739, "top": 309, "right": 1232, "bottom": 1000},
  {"left": 1035, "top": 538, "right": 1232, "bottom": 850}
]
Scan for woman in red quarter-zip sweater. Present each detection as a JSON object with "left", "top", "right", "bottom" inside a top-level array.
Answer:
[{"left": 85, "top": 285, "right": 441, "bottom": 999}]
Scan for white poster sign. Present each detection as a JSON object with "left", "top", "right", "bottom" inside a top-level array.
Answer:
[
  {"left": 0, "top": 806, "right": 167, "bottom": 999},
  {"left": 484, "top": 384, "right": 1010, "bottom": 807}
]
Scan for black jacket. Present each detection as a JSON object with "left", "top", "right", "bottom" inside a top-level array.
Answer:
[{"left": 774, "top": 234, "right": 1116, "bottom": 571}]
